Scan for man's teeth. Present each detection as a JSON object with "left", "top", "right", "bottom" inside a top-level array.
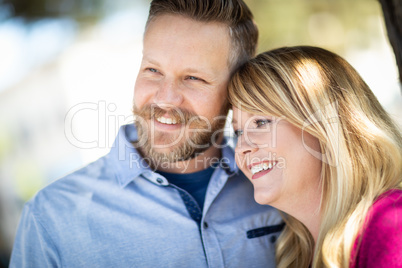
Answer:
[
  {"left": 251, "top": 162, "right": 276, "bottom": 175},
  {"left": 156, "top": 116, "right": 178, "bottom": 124}
]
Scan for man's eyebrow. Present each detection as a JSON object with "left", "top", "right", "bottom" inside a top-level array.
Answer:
[
  {"left": 183, "top": 67, "right": 208, "bottom": 74},
  {"left": 142, "top": 56, "right": 160, "bottom": 66},
  {"left": 144, "top": 56, "right": 215, "bottom": 77},
  {"left": 183, "top": 68, "right": 218, "bottom": 83}
]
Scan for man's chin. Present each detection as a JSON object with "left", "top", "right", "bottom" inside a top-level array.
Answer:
[
  {"left": 144, "top": 143, "right": 210, "bottom": 163},
  {"left": 152, "top": 134, "right": 184, "bottom": 147},
  {"left": 150, "top": 148, "right": 176, "bottom": 157}
]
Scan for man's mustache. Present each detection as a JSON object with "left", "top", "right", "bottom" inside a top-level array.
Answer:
[{"left": 133, "top": 104, "right": 205, "bottom": 126}]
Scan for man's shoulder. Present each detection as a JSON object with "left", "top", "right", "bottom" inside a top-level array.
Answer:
[{"left": 28, "top": 156, "right": 113, "bottom": 214}]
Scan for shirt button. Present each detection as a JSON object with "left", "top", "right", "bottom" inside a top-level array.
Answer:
[
  {"left": 156, "top": 178, "right": 163, "bottom": 184},
  {"left": 203, "top": 222, "right": 209, "bottom": 228},
  {"left": 270, "top": 235, "right": 277, "bottom": 243}
]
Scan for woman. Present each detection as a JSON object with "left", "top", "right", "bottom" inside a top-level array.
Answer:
[{"left": 228, "top": 46, "right": 402, "bottom": 268}]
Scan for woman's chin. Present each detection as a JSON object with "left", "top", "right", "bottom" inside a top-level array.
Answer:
[{"left": 254, "top": 192, "right": 273, "bottom": 206}]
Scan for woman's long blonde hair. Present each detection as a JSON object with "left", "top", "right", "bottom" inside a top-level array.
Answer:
[{"left": 228, "top": 46, "right": 402, "bottom": 268}]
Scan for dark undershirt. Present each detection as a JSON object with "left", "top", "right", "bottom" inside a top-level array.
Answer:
[{"left": 157, "top": 166, "right": 215, "bottom": 211}]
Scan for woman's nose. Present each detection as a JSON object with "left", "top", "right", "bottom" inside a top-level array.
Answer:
[{"left": 235, "top": 133, "right": 258, "bottom": 155}]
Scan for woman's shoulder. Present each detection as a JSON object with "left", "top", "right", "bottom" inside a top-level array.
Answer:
[
  {"left": 376, "top": 188, "right": 402, "bottom": 202},
  {"left": 351, "top": 189, "right": 402, "bottom": 267},
  {"left": 371, "top": 189, "right": 402, "bottom": 213},
  {"left": 366, "top": 189, "right": 402, "bottom": 230}
]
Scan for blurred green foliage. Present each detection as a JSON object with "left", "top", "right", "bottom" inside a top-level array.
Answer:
[
  {"left": 0, "top": 0, "right": 148, "bottom": 22},
  {"left": 246, "top": 0, "right": 383, "bottom": 53},
  {"left": 2, "top": 0, "right": 102, "bottom": 21},
  {"left": 1, "top": 0, "right": 383, "bottom": 53}
]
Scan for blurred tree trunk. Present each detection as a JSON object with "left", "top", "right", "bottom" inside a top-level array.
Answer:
[{"left": 379, "top": 0, "right": 402, "bottom": 90}]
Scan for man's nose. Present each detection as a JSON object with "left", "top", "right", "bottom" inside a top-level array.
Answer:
[{"left": 153, "top": 78, "right": 183, "bottom": 107}]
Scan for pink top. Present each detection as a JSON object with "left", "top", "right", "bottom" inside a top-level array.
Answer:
[{"left": 350, "top": 189, "right": 402, "bottom": 268}]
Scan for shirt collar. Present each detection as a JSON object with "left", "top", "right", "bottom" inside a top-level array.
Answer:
[
  {"left": 108, "top": 124, "right": 238, "bottom": 188},
  {"left": 220, "top": 138, "right": 239, "bottom": 174},
  {"left": 108, "top": 124, "right": 151, "bottom": 188}
]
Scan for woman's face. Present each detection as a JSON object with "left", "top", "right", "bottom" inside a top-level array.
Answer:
[{"left": 232, "top": 107, "right": 322, "bottom": 215}]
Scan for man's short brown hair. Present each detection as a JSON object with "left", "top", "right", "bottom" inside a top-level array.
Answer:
[{"left": 146, "top": 0, "right": 258, "bottom": 72}]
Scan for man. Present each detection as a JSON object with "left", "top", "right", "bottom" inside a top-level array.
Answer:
[{"left": 10, "top": 0, "right": 282, "bottom": 267}]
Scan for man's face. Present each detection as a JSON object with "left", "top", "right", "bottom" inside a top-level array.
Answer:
[{"left": 133, "top": 14, "right": 231, "bottom": 165}]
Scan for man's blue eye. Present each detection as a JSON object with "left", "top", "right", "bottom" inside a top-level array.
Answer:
[
  {"left": 234, "top": 130, "right": 243, "bottom": 137},
  {"left": 148, "top": 68, "right": 158, "bottom": 73},
  {"left": 188, "top": 76, "right": 199, "bottom": 80}
]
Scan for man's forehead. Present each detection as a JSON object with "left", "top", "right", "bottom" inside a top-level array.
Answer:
[
  {"left": 141, "top": 15, "right": 231, "bottom": 76},
  {"left": 143, "top": 14, "right": 230, "bottom": 52},
  {"left": 145, "top": 13, "right": 229, "bottom": 34}
]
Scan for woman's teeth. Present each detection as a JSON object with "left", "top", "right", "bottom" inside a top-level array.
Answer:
[
  {"left": 156, "top": 116, "right": 178, "bottom": 124},
  {"left": 251, "top": 162, "right": 276, "bottom": 175}
]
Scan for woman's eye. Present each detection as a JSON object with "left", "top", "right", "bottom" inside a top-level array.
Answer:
[
  {"left": 255, "top": 119, "right": 271, "bottom": 127},
  {"left": 234, "top": 130, "right": 243, "bottom": 137},
  {"left": 187, "top": 76, "right": 205, "bottom": 82}
]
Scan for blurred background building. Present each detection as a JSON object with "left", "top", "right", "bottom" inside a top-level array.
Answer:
[{"left": 0, "top": 0, "right": 401, "bottom": 266}]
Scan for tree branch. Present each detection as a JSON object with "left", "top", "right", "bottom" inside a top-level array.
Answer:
[{"left": 378, "top": 0, "right": 402, "bottom": 90}]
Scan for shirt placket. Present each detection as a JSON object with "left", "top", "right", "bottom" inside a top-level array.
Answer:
[
  {"left": 141, "top": 167, "right": 230, "bottom": 268},
  {"left": 199, "top": 167, "right": 230, "bottom": 268}
]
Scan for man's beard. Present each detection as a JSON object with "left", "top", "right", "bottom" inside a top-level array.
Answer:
[{"left": 132, "top": 103, "right": 228, "bottom": 168}]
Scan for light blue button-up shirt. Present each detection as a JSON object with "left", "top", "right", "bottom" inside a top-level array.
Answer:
[{"left": 10, "top": 124, "right": 283, "bottom": 268}]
